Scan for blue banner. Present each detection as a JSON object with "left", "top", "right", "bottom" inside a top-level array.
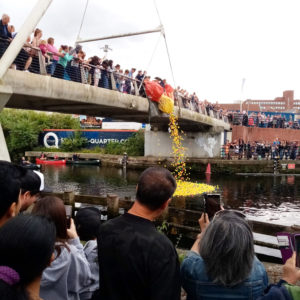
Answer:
[{"left": 39, "top": 129, "right": 137, "bottom": 148}]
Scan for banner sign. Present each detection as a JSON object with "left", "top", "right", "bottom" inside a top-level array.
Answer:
[{"left": 40, "top": 129, "right": 137, "bottom": 148}]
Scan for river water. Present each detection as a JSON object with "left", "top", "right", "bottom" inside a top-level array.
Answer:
[{"left": 42, "top": 165, "right": 300, "bottom": 227}]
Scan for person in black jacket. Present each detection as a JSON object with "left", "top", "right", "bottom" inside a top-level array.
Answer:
[
  {"left": 242, "top": 112, "right": 249, "bottom": 126},
  {"left": 0, "top": 14, "right": 12, "bottom": 58},
  {"left": 97, "top": 167, "right": 181, "bottom": 300}
]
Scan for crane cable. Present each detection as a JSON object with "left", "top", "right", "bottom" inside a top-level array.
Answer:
[
  {"left": 76, "top": 0, "right": 90, "bottom": 44},
  {"left": 153, "top": 0, "right": 176, "bottom": 88},
  {"left": 138, "top": 32, "right": 162, "bottom": 91}
]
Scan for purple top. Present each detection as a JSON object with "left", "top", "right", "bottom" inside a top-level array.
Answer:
[{"left": 0, "top": 266, "right": 20, "bottom": 285}]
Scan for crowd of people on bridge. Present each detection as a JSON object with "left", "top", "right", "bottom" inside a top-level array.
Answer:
[
  {"left": 1, "top": 161, "right": 300, "bottom": 300},
  {"left": 0, "top": 13, "right": 225, "bottom": 120},
  {"left": 227, "top": 111, "right": 300, "bottom": 129},
  {"left": 222, "top": 138, "right": 300, "bottom": 160}
]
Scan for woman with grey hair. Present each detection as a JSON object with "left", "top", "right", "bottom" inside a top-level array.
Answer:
[{"left": 181, "top": 210, "right": 268, "bottom": 299}]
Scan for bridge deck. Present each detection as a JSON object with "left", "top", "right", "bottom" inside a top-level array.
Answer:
[{"left": 1, "top": 70, "right": 230, "bottom": 132}]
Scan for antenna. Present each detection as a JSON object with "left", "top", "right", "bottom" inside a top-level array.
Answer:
[{"left": 100, "top": 44, "right": 113, "bottom": 59}]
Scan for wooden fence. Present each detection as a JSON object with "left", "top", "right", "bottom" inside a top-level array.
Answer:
[{"left": 41, "top": 190, "right": 299, "bottom": 264}]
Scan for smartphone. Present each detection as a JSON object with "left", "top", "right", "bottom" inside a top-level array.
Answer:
[
  {"left": 294, "top": 234, "right": 300, "bottom": 267},
  {"left": 65, "top": 205, "right": 73, "bottom": 229},
  {"left": 203, "top": 194, "right": 222, "bottom": 220},
  {"left": 276, "top": 232, "right": 294, "bottom": 264}
]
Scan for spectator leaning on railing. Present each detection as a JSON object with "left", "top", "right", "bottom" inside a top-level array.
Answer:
[
  {"left": 0, "top": 14, "right": 12, "bottom": 60},
  {"left": 46, "top": 37, "right": 59, "bottom": 75},
  {"left": 52, "top": 45, "right": 73, "bottom": 79},
  {"left": 0, "top": 15, "right": 226, "bottom": 120}
]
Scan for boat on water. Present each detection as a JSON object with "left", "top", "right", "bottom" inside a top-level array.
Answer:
[
  {"left": 66, "top": 159, "right": 100, "bottom": 166},
  {"left": 36, "top": 158, "right": 66, "bottom": 165}
]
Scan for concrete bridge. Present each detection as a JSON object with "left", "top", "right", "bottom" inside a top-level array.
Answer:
[
  {"left": 0, "top": 0, "right": 230, "bottom": 161},
  {"left": 1, "top": 69, "right": 229, "bottom": 131},
  {"left": 0, "top": 69, "right": 230, "bottom": 160}
]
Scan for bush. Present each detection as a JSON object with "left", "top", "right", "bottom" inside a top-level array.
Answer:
[
  {"left": 104, "top": 130, "right": 144, "bottom": 156},
  {"left": 60, "top": 131, "right": 88, "bottom": 152}
]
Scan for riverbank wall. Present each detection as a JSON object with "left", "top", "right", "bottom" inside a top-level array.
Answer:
[{"left": 25, "top": 151, "right": 300, "bottom": 174}]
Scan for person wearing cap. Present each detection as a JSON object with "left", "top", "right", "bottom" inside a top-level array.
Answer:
[
  {"left": 19, "top": 170, "right": 44, "bottom": 212},
  {"left": 97, "top": 167, "right": 180, "bottom": 300},
  {"left": 75, "top": 207, "right": 102, "bottom": 300}
]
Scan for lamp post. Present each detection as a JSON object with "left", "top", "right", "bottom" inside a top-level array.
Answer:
[{"left": 240, "top": 78, "right": 246, "bottom": 112}]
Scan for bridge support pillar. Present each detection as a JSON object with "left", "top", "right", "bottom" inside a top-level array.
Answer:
[
  {"left": 0, "top": 85, "right": 12, "bottom": 161},
  {"left": 0, "top": 123, "right": 10, "bottom": 161},
  {"left": 145, "top": 130, "right": 224, "bottom": 158}
]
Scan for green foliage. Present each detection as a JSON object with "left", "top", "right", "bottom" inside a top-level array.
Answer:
[
  {"left": 177, "top": 252, "right": 186, "bottom": 265},
  {"left": 104, "top": 130, "right": 144, "bottom": 156},
  {"left": 60, "top": 131, "right": 88, "bottom": 152},
  {"left": 80, "top": 147, "right": 105, "bottom": 154},
  {"left": 0, "top": 109, "right": 80, "bottom": 161},
  {"left": 157, "top": 220, "right": 169, "bottom": 234}
]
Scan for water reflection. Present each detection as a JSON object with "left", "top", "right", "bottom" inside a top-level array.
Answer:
[
  {"left": 43, "top": 166, "right": 300, "bottom": 226},
  {"left": 43, "top": 165, "right": 139, "bottom": 198}
]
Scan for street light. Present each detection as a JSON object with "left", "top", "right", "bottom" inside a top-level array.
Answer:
[{"left": 100, "top": 45, "right": 112, "bottom": 59}]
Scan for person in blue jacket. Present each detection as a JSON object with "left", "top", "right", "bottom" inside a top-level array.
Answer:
[{"left": 181, "top": 210, "right": 268, "bottom": 300}]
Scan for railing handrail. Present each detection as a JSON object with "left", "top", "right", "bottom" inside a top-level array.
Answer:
[{"left": 1, "top": 36, "right": 229, "bottom": 123}]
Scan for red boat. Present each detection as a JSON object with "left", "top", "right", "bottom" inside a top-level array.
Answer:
[{"left": 36, "top": 158, "right": 66, "bottom": 165}]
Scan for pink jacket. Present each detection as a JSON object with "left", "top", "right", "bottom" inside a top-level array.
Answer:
[{"left": 46, "top": 44, "right": 59, "bottom": 61}]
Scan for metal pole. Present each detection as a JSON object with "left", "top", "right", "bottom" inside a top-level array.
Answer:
[
  {"left": 0, "top": 0, "right": 53, "bottom": 80},
  {"left": 240, "top": 78, "right": 246, "bottom": 112},
  {"left": 76, "top": 26, "right": 163, "bottom": 44}
]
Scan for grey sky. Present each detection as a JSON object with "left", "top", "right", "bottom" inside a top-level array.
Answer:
[{"left": 1, "top": 0, "right": 300, "bottom": 103}]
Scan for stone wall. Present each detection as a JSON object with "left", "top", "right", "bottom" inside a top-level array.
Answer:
[
  {"left": 26, "top": 151, "right": 300, "bottom": 174},
  {"left": 232, "top": 125, "right": 300, "bottom": 143},
  {"left": 144, "top": 130, "right": 222, "bottom": 158}
]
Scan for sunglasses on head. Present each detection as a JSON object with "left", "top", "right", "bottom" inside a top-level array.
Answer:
[{"left": 214, "top": 209, "right": 246, "bottom": 220}]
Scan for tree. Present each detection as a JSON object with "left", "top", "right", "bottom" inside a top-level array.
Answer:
[{"left": 0, "top": 109, "right": 80, "bottom": 161}]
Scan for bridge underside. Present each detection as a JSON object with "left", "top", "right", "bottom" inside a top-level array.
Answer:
[{"left": 1, "top": 70, "right": 230, "bottom": 132}]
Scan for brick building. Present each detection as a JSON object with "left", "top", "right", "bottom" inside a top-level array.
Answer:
[{"left": 221, "top": 90, "right": 300, "bottom": 112}]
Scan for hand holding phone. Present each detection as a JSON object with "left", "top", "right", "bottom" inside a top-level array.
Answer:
[
  {"left": 282, "top": 252, "right": 300, "bottom": 284},
  {"left": 198, "top": 213, "right": 209, "bottom": 232},
  {"left": 204, "top": 194, "right": 222, "bottom": 220},
  {"left": 67, "top": 218, "right": 78, "bottom": 239}
]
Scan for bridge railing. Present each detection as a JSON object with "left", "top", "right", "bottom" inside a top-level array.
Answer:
[
  {"left": 0, "top": 38, "right": 228, "bottom": 123},
  {"left": 174, "top": 91, "right": 227, "bottom": 121}
]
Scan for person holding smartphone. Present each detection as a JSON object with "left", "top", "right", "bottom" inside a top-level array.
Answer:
[
  {"left": 181, "top": 210, "right": 268, "bottom": 300},
  {"left": 32, "top": 196, "right": 92, "bottom": 300},
  {"left": 254, "top": 252, "right": 300, "bottom": 300}
]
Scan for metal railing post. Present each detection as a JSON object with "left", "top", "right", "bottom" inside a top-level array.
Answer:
[
  {"left": 133, "top": 80, "right": 139, "bottom": 96},
  {"left": 110, "top": 72, "right": 117, "bottom": 91},
  {"left": 38, "top": 50, "right": 47, "bottom": 75}
]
